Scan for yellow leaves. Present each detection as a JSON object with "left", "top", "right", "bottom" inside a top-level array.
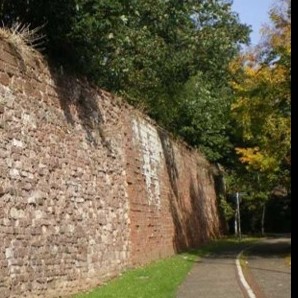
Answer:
[
  {"left": 230, "top": 55, "right": 289, "bottom": 116},
  {"left": 269, "top": 5, "right": 291, "bottom": 53},
  {"left": 261, "top": 0, "right": 291, "bottom": 59},
  {"left": 229, "top": 0, "right": 291, "bottom": 191},
  {"left": 236, "top": 147, "right": 279, "bottom": 172},
  {"left": 231, "top": 97, "right": 245, "bottom": 110},
  {"left": 263, "top": 115, "right": 291, "bottom": 151},
  {"left": 235, "top": 112, "right": 290, "bottom": 173},
  {"left": 271, "top": 31, "right": 291, "bottom": 54},
  {"left": 236, "top": 147, "right": 261, "bottom": 164}
]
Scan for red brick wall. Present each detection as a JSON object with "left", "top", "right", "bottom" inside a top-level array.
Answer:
[
  {"left": 126, "top": 117, "right": 221, "bottom": 266},
  {"left": 0, "top": 38, "right": 222, "bottom": 297}
]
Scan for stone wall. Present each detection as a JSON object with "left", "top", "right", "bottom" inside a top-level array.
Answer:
[
  {"left": 126, "top": 117, "right": 221, "bottom": 266},
  {"left": 0, "top": 38, "right": 222, "bottom": 297}
]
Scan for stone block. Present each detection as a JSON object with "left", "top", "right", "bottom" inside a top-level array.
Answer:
[{"left": 9, "top": 208, "right": 25, "bottom": 220}]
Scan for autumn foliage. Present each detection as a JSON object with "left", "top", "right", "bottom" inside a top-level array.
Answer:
[{"left": 229, "top": 0, "right": 290, "bottom": 191}]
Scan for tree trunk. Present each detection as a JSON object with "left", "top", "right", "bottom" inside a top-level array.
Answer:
[{"left": 261, "top": 203, "right": 266, "bottom": 236}]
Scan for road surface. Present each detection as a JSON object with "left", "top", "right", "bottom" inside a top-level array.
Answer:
[{"left": 176, "top": 236, "right": 291, "bottom": 298}]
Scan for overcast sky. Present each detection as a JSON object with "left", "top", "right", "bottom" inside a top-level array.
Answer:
[{"left": 231, "top": 0, "right": 274, "bottom": 46}]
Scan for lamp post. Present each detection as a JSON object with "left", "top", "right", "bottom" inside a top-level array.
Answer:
[
  {"left": 236, "top": 192, "right": 241, "bottom": 241},
  {"left": 233, "top": 192, "right": 245, "bottom": 241}
]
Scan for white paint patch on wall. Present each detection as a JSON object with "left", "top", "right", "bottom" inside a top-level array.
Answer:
[{"left": 132, "top": 118, "right": 163, "bottom": 209}]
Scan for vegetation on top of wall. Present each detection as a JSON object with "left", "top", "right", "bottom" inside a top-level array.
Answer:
[
  {"left": 0, "top": 0, "right": 291, "bottom": 233},
  {"left": 0, "top": 23, "right": 42, "bottom": 60},
  {"left": 0, "top": 0, "right": 251, "bottom": 164}
]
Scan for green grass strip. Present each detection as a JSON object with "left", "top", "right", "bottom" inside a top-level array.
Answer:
[{"left": 74, "top": 237, "right": 257, "bottom": 298}]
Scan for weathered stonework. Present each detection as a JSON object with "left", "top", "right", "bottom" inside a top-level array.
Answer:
[{"left": 0, "top": 38, "right": 223, "bottom": 297}]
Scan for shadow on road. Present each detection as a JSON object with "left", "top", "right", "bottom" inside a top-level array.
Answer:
[{"left": 246, "top": 238, "right": 291, "bottom": 259}]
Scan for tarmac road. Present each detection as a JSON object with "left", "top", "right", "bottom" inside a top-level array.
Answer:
[
  {"left": 176, "top": 236, "right": 291, "bottom": 298},
  {"left": 244, "top": 237, "right": 291, "bottom": 298},
  {"left": 176, "top": 242, "right": 250, "bottom": 298}
]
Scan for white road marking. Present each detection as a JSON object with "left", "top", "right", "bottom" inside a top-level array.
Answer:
[{"left": 236, "top": 250, "right": 256, "bottom": 298}]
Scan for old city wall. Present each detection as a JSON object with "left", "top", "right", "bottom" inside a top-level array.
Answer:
[{"left": 0, "top": 38, "right": 222, "bottom": 297}]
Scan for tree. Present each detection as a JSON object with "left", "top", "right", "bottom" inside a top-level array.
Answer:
[
  {"left": 229, "top": 0, "right": 291, "bottom": 192},
  {"left": 0, "top": 0, "right": 251, "bottom": 164},
  {"left": 169, "top": 72, "right": 234, "bottom": 161},
  {"left": 227, "top": 0, "right": 291, "bottom": 234},
  {"left": 0, "top": 2, "right": 249, "bottom": 107}
]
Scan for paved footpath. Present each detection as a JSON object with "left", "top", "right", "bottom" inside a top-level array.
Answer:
[{"left": 176, "top": 243, "right": 249, "bottom": 298}]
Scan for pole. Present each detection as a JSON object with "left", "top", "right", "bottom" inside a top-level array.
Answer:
[
  {"left": 236, "top": 192, "right": 241, "bottom": 241},
  {"left": 234, "top": 210, "right": 238, "bottom": 236},
  {"left": 261, "top": 203, "right": 266, "bottom": 236}
]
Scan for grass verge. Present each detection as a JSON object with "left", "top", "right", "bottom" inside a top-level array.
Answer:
[{"left": 73, "top": 237, "right": 257, "bottom": 298}]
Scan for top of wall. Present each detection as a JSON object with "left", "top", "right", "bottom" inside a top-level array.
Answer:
[{"left": 0, "top": 34, "right": 212, "bottom": 171}]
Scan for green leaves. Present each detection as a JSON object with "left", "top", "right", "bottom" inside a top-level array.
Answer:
[
  {"left": 168, "top": 72, "right": 234, "bottom": 162},
  {"left": 0, "top": 0, "right": 250, "bottom": 164}
]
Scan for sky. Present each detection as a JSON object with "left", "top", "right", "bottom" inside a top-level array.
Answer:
[{"left": 231, "top": 0, "right": 274, "bottom": 46}]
